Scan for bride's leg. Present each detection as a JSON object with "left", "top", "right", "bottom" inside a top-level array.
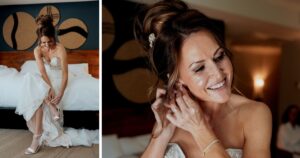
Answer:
[
  {"left": 25, "top": 106, "right": 43, "bottom": 154},
  {"left": 35, "top": 106, "right": 43, "bottom": 135}
]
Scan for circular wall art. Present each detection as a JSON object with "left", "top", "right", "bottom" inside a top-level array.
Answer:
[
  {"left": 114, "top": 40, "right": 146, "bottom": 60},
  {"left": 57, "top": 18, "right": 88, "bottom": 49},
  {"left": 102, "top": 6, "right": 115, "bottom": 52},
  {"left": 113, "top": 68, "right": 158, "bottom": 104},
  {"left": 2, "top": 12, "right": 37, "bottom": 50},
  {"left": 38, "top": 5, "right": 60, "bottom": 26},
  {"left": 112, "top": 40, "right": 160, "bottom": 104}
]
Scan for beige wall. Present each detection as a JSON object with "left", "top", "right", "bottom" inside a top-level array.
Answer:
[
  {"left": 279, "top": 40, "right": 300, "bottom": 124},
  {"left": 229, "top": 44, "right": 281, "bottom": 126}
]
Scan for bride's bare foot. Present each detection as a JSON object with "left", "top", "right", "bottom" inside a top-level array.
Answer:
[{"left": 25, "top": 134, "right": 42, "bottom": 154}]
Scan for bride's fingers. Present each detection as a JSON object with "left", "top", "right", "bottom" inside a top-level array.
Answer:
[
  {"left": 51, "top": 96, "right": 61, "bottom": 105},
  {"left": 182, "top": 93, "right": 198, "bottom": 109},
  {"left": 175, "top": 91, "right": 189, "bottom": 112},
  {"left": 151, "top": 98, "right": 163, "bottom": 110},
  {"left": 170, "top": 105, "right": 180, "bottom": 118},
  {"left": 151, "top": 98, "right": 164, "bottom": 127},
  {"left": 156, "top": 88, "right": 166, "bottom": 99},
  {"left": 175, "top": 82, "right": 188, "bottom": 94},
  {"left": 166, "top": 110, "right": 178, "bottom": 127}
]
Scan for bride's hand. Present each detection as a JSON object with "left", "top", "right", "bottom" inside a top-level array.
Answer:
[
  {"left": 151, "top": 88, "right": 176, "bottom": 140},
  {"left": 48, "top": 88, "right": 55, "bottom": 100},
  {"left": 166, "top": 84, "right": 205, "bottom": 133},
  {"left": 51, "top": 92, "right": 63, "bottom": 105}
]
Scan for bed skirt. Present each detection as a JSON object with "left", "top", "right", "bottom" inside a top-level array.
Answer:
[{"left": 0, "top": 107, "right": 98, "bottom": 130}]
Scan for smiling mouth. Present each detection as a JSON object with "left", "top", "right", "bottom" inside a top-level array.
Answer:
[{"left": 208, "top": 78, "right": 226, "bottom": 90}]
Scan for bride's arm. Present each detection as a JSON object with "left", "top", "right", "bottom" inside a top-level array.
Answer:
[
  {"left": 242, "top": 102, "right": 272, "bottom": 158},
  {"left": 51, "top": 45, "right": 68, "bottom": 105},
  {"left": 141, "top": 128, "right": 173, "bottom": 158},
  {"left": 58, "top": 46, "right": 68, "bottom": 96},
  {"left": 141, "top": 89, "right": 176, "bottom": 158},
  {"left": 34, "top": 47, "right": 53, "bottom": 89}
]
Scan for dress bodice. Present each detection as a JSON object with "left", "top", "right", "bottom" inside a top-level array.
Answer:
[
  {"left": 226, "top": 148, "right": 243, "bottom": 158},
  {"left": 43, "top": 56, "right": 61, "bottom": 70},
  {"left": 164, "top": 143, "right": 243, "bottom": 158}
]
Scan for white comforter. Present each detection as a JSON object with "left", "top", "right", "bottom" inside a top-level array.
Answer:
[{"left": 0, "top": 65, "right": 98, "bottom": 111}]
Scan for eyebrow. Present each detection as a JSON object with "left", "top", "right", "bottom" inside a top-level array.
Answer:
[{"left": 188, "top": 47, "right": 222, "bottom": 68}]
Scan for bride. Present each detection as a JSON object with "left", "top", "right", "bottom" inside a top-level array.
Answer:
[
  {"left": 15, "top": 15, "right": 97, "bottom": 154},
  {"left": 133, "top": 0, "right": 272, "bottom": 158}
]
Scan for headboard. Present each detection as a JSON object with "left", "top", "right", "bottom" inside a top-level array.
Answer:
[
  {"left": 102, "top": 106, "right": 155, "bottom": 137},
  {"left": 0, "top": 50, "right": 99, "bottom": 78}
]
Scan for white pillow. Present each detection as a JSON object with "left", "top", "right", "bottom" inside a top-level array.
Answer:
[
  {"left": 20, "top": 60, "right": 39, "bottom": 74},
  {"left": 119, "top": 134, "right": 151, "bottom": 156},
  {"left": 68, "top": 63, "right": 90, "bottom": 77},
  {"left": 102, "top": 134, "right": 124, "bottom": 158}
]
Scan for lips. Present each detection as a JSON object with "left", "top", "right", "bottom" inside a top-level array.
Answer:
[{"left": 208, "top": 78, "right": 226, "bottom": 90}]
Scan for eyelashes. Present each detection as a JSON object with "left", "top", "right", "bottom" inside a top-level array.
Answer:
[
  {"left": 193, "top": 50, "right": 227, "bottom": 73},
  {"left": 195, "top": 65, "right": 205, "bottom": 72},
  {"left": 213, "top": 51, "right": 225, "bottom": 63}
]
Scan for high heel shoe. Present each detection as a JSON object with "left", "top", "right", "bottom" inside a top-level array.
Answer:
[
  {"left": 25, "top": 134, "right": 42, "bottom": 155},
  {"left": 45, "top": 99, "right": 60, "bottom": 121},
  {"left": 52, "top": 106, "right": 60, "bottom": 121}
]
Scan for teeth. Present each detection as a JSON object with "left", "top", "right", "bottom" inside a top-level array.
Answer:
[{"left": 209, "top": 80, "right": 225, "bottom": 90}]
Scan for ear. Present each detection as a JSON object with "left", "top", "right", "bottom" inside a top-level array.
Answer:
[{"left": 178, "top": 78, "right": 186, "bottom": 85}]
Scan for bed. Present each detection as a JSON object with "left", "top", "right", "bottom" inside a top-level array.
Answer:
[
  {"left": 0, "top": 50, "right": 99, "bottom": 130},
  {"left": 102, "top": 105, "right": 156, "bottom": 158}
]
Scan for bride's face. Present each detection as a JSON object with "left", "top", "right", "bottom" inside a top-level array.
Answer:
[
  {"left": 40, "top": 36, "right": 55, "bottom": 50},
  {"left": 178, "top": 30, "right": 233, "bottom": 104}
]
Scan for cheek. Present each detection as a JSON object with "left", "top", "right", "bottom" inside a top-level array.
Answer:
[
  {"left": 194, "top": 75, "right": 206, "bottom": 87},
  {"left": 185, "top": 75, "right": 207, "bottom": 95}
]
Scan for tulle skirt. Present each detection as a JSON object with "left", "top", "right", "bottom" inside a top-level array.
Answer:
[{"left": 15, "top": 69, "right": 98, "bottom": 147}]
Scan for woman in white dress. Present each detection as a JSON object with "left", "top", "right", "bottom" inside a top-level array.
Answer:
[
  {"left": 133, "top": 0, "right": 272, "bottom": 158},
  {"left": 15, "top": 15, "right": 97, "bottom": 154}
]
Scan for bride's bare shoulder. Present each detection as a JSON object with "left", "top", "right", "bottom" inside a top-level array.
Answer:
[{"left": 230, "top": 94, "right": 272, "bottom": 123}]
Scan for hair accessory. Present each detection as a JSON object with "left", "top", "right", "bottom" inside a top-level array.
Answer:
[
  {"left": 202, "top": 139, "right": 220, "bottom": 157},
  {"left": 148, "top": 33, "right": 156, "bottom": 48}
]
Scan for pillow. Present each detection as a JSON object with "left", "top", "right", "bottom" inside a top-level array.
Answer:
[
  {"left": 20, "top": 60, "right": 39, "bottom": 74},
  {"left": 102, "top": 134, "right": 124, "bottom": 158},
  {"left": 68, "top": 63, "right": 89, "bottom": 77},
  {"left": 119, "top": 134, "right": 151, "bottom": 156}
]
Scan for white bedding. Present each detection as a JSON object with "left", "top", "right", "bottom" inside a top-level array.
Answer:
[
  {"left": 0, "top": 64, "right": 99, "bottom": 111},
  {"left": 102, "top": 134, "right": 150, "bottom": 158}
]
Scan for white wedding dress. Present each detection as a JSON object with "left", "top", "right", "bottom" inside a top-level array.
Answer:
[
  {"left": 15, "top": 57, "right": 98, "bottom": 147},
  {"left": 164, "top": 143, "right": 242, "bottom": 158}
]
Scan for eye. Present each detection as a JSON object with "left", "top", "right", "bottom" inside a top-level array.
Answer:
[
  {"left": 213, "top": 51, "right": 225, "bottom": 63},
  {"left": 194, "top": 65, "right": 205, "bottom": 72}
]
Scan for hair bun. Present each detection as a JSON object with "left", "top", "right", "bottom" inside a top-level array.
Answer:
[
  {"left": 36, "top": 15, "right": 54, "bottom": 28},
  {"left": 134, "top": 0, "right": 188, "bottom": 51}
]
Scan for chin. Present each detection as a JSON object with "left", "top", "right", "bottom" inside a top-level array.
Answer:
[{"left": 208, "top": 89, "right": 231, "bottom": 104}]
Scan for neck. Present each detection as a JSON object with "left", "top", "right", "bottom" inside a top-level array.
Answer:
[{"left": 201, "top": 101, "right": 228, "bottom": 121}]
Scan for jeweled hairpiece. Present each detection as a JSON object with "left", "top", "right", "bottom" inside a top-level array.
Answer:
[{"left": 148, "top": 33, "right": 155, "bottom": 48}]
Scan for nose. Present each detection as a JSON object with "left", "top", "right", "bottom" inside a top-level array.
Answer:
[{"left": 45, "top": 42, "right": 49, "bottom": 47}]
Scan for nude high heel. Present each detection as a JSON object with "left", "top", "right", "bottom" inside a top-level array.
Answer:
[
  {"left": 25, "top": 134, "right": 42, "bottom": 155},
  {"left": 45, "top": 99, "right": 60, "bottom": 121}
]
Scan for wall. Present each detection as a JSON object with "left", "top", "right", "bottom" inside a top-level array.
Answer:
[
  {"left": 279, "top": 40, "right": 300, "bottom": 124},
  {"left": 0, "top": 1, "right": 98, "bottom": 51},
  {"left": 230, "top": 43, "right": 281, "bottom": 124}
]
